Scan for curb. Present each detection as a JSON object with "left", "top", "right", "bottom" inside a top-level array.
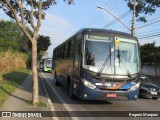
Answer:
[{"left": 39, "top": 74, "right": 58, "bottom": 120}]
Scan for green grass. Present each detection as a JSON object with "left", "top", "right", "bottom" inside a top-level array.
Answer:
[
  {"left": 27, "top": 100, "right": 47, "bottom": 107},
  {"left": 0, "top": 69, "right": 31, "bottom": 107}
]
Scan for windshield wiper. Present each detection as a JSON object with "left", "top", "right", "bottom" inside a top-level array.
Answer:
[
  {"left": 97, "top": 45, "right": 112, "bottom": 77},
  {"left": 127, "top": 70, "right": 132, "bottom": 78},
  {"left": 117, "top": 46, "right": 120, "bottom": 66}
]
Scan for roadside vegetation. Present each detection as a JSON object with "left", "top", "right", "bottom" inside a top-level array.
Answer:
[
  {"left": 27, "top": 100, "right": 47, "bottom": 107},
  {"left": 0, "top": 20, "right": 31, "bottom": 107},
  {"left": 0, "top": 69, "right": 31, "bottom": 107},
  {"left": 141, "top": 42, "right": 160, "bottom": 77},
  {"left": 0, "top": 50, "right": 28, "bottom": 72},
  {"left": 0, "top": 20, "right": 51, "bottom": 106}
]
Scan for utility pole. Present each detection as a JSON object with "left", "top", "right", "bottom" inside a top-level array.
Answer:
[{"left": 131, "top": 0, "right": 136, "bottom": 37}]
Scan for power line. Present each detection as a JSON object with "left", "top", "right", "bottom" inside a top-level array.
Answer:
[
  {"left": 136, "top": 16, "right": 160, "bottom": 26},
  {"left": 136, "top": 20, "right": 160, "bottom": 30},
  {"left": 137, "top": 28, "right": 160, "bottom": 37},
  {"left": 82, "top": 0, "right": 124, "bottom": 28},
  {"left": 82, "top": 11, "right": 102, "bottom": 27},
  {"left": 137, "top": 31, "right": 160, "bottom": 38},
  {"left": 109, "top": 0, "right": 123, "bottom": 10},
  {"left": 136, "top": 16, "right": 160, "bottom": 29},
  {"left": 90, "top": 0, "right": 122, "bottom": 27},
  {"left": 138, "top": 33, "right": 160, "bottom": 39},
  {"left": 81, "top": 0, "right": 116, "bottom": 28}
]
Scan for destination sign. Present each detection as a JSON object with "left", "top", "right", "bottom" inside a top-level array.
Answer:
[{"left": 88, "top": 35, "right": 110, "bottom": 41}]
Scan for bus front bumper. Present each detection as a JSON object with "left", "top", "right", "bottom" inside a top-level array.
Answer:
[{"left": 80, "top": 85, "right": 140, "bottom": 101}]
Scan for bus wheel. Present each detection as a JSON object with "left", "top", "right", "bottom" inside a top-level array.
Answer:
[
  {"left": 152, "top": 97, "right": 158, "bottom": 100},
  {"left": 69, "top": 82, "right": 74, "bottom": 99},
  {"left": 54, "top": 76, "right": 60, "bottom": 86}
]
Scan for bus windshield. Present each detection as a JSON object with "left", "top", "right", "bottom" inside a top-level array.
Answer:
[
  {"left": 115, "top": 38, "right": 139, "bottom": 75},
  {"left": 83, "top": 35, "right": 139, "bottom": 75},
  {"left": 46, "top": 58, "right": 52, "bottom": 68}
]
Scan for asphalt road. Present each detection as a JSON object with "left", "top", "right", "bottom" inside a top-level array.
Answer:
[{"left": 40, "top": 72, "right": 160, "bottom": 120}]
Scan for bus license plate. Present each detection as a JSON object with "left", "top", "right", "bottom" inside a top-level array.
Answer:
[
  {"left": 106, "top": 94, "right": 117, "bottom": 98},
  {"left": 151, "top": 92, "right": 157, "bottom": 95}
]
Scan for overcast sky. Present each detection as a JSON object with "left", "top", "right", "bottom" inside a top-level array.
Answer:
[{"left": 0, "top": 0, "right": 160, "bottom": 57}]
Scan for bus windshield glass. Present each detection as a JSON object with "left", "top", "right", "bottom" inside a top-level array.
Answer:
[
  {"left": 83, "top": 35, "right": 114, "bottom": 74},
  {"left": 83, "top": 35, "right": 139, "bottom": 75},
  {"left": 46, "top": 59, "right": 52, "bottom": 68},
  {"left": 115, "top": 38, "right": 139, "bottom": 75}
]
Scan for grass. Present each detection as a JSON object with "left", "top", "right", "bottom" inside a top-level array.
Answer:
[
  {"left": 27, "top": 100, "right": 47, "bottom": 107},
  {"left": 0, "top": 50, "right": 29, "bottom": 72},
  {"left": 0, "top": 69, "right": 31, "bottom": 107}
]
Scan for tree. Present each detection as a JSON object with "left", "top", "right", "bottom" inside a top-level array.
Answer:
[
  {"left": 0, "top": 20, "right": 31, "bottom": 52},
  {"left": 125, "top": 0, "right": 160, "bottom": 22},
  {"left": 37, "top": 35, "right": 51, "bottom": 59},
  {"left": 0, "top": 0, "right": 74, "bottom": 105},
  {"left": 27, "top": 34, "right": 52, "bottom": 59},
  {"left": 141, "top": 42, "right": 160, "bottom": 77}
]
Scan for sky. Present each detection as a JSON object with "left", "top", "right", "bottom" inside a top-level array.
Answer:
[{"left": 0, "top": 0, "right": 160, "bottom": 57}]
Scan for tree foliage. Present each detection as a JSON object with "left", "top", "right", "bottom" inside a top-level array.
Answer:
[
  {"left": 125, "top": 0, "right": 160, "bottom": 22},
  {"left": 0, "top": 0, "right": 74, "bottom": 105},
  {"left": 0, "top": 38, "right": 20, "bottom": 51},
  {"left": 0, "top": 20, "right": 31, "bottom": 52},
  {"left": 37, "top": 35, "right": 51, "bottom": 58},
  {"left": 0, "top": 20, "right": 52, "bottom": 60},
  {"left": 141, "top": 42, "right": 160, "bottom": 77}
]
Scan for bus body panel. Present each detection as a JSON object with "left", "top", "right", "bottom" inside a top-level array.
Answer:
[
  {"left": 55, "top": 59, "right": 74, "bottom": 89},
  {"left": 53, "top": 28, "right": 141, "bottom": 101}
]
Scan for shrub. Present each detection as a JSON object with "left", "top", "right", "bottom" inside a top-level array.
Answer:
[{"left": 0, "top": 50, "right": 28, "bottom": 72}]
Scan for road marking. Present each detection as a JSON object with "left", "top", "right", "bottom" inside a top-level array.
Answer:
[
  {"left": 40, "top": 74, "right": 58, "bottom": 120},
  {"left": 42, "top": 73, "right": 79, "bottom": 120}
]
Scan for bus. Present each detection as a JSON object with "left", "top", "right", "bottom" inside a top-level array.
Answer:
[
  {"left": 43, "top": 58, "right": 52, "bottom": 72},
  {"left": 52, "top": 28, "right": 141, "bottom": 101}
]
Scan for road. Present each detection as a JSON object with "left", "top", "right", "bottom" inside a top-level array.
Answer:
[{"left": 40, "top": 72, "right": 160, "bottom": 120}]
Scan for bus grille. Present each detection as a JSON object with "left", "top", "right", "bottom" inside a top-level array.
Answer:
[
  {"left": 104, "top": 79, "right": 134, "bottom": 83},
  {"left": 99, "top": 88, "right": 128, "bottom": 91}
]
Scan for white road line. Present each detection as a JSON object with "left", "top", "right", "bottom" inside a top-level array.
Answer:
[
  {"left": 40, "top": 74, "right": 58, "bottom": 120},
  {"left": 42, "top": 73, "right": 79, "bottom": 120}
]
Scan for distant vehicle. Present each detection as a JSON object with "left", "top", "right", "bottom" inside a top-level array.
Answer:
[
  {"left": 52, "top": 28, "right": 141, "bottom": 101},
  {"left": 43, "top": 58, "right": 52, "bottom": 72},
  {"left": 139, "top": 76, "right": 160, "bottom": 99},
  {"left": 39, "top": 59, "right": 44, "bottom": 69}
]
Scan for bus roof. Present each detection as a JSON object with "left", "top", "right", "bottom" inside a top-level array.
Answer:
[
  {"left": 54, "top": 28, "right": 137, "bottom": 50},
  {"left": 78, "top": 28, "right": 135, "bottom": 38}
]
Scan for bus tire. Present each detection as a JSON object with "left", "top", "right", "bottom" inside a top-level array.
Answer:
[
  {"left": 152, "top": 97, "right": 158, "bottom": 100},
  {"left": 69, "top": 81, "right": 74, "bottom": 99},
  {"left": 54, "top": 73, "right": 60, "bottom": 86}
]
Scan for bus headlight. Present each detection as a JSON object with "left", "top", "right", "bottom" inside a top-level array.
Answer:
[
  {"left": 129, "top": 82, "right": 140, "bottom": 91},
  {"left": 82, "top": 79, "right": 96, "bottom": 89}
]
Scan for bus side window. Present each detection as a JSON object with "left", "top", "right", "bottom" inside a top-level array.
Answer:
[
  {"left": 55, "top": 51, "right": 58, "bottom": 60},
  {"left": 60, "top": 46, "right": 64, "bottom": 59},
  {"left": 56, "top": 51, "right": 58, "bottom": 60},
  {"left": 64, "top": 44, "right": 68, "bottom": 58},
  {"left": 78, "top": 43, "right": 81, "bottom": 55},
  {"left": 58, "top": 49, "right": 60, "bottom": 59},
  {"left": 68, "top": 42, "right": 71, "bottom": 58},
  {"left": 69, "top": 40, "right": 74, "bottom": 58},
  {"left": 53, "top": 51, "right": 56, "bottom": 60}
]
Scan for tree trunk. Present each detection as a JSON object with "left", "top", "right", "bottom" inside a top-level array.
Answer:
[{"left": 31, "top": 37, "right": 39, "bottom": 105}]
